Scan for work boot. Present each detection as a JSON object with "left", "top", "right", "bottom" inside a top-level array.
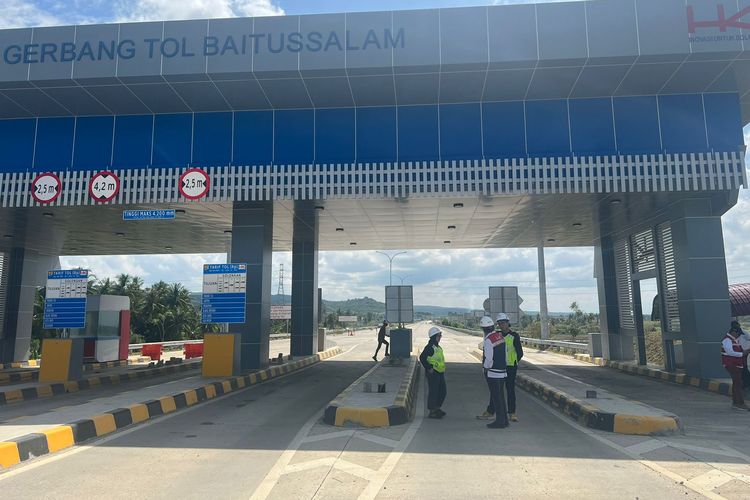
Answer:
[
  {"left": 428, "top": 410, "right": 443, "bottom": 419},
  {"left": 476, "top": 411, "right": 494, "bottom": 420},
  {"left": 486, "top": 421, "right": 508, "bottom": 429},
  {"left": 509, "top": 413, "right": 519, "bottom": 422},
  {"left": 436, "top": 409, "right": 446, "bottom": 417},
  {"left": 732, "top": 403, "right": 750, "bottom": 411},
  {"left": 372, "top": 355, "right": 377, "bottom": 362}
]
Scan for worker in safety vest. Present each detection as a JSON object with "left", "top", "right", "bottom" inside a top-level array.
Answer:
[
  {"left": 476, "top": 316, "right": 499, "bottom": 420},
  {"left": 722, "top": 322, "right": 750, "bottom": 410},
  {"left": 482, "top": 320, "right": 509, "bottom": 429},
  {"left": 497, "top": 313, "right": 523, "bottom": 422},
  {"left": 420, "top": 326, "right": 447, "bottom": 419}
]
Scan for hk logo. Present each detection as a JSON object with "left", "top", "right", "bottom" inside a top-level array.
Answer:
[{"left": 687, "top": 5, "right": 750, "bottom": 33}]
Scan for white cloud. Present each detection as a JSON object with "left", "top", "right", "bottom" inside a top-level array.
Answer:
[
  {"left": 114, "top": 0, "right": 283, "bottom": 22},
  {"left": 0, "top": 0, "right": 63, "bottom": 29}
]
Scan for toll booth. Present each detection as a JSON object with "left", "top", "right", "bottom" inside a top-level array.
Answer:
[{"left": 70, "top": 295, "right": 131, "bottom": 363}]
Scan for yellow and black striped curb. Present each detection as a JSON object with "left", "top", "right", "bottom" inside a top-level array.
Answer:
[
  {"left": 0, "top": 346, "right": 343, "bottom": 470},
  {"left": 469, "top": 349, "right": 681, "bottom": 436},
  {"left": 0, "top": 360, "right": 200, "bottom": 406},
  {"left": 323, "top": 356, "right": 420, "bottom": 428},
  {"left": 573, "top": 353, "right": 733, "bottom": 397},
  {"left": 82, "top": 360, "right": 129, "bottom": 372},
  {"left": 0, "top": 360, "right": 40, "bottom": 370}
]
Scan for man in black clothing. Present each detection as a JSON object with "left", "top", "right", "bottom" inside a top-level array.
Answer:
[{"left": 373, "top": 320, "right": 390, "bottom": 361}]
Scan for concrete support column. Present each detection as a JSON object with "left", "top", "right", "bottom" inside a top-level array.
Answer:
[
  {"left": 669, "top": 199, "right": 731, "bottom": 379},
  {"left": 594, "top": 236, "right": 629, "bottom": 360},
  {"left": 0, "top": 248, "right": 46, "bottom": 363},
  {"left": 537, "top": 246, "right": 550, "bottom": 340},
  {"left": 230, "top": 202, "right": 273, "bottom": 371},
  {"left": 291, "top": 204, "right": 319, "bottom": 357}
]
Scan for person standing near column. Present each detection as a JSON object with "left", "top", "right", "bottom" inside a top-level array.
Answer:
[
  {"left": 476, "top": 316, "right": 499, "bottom": 420},
  {"left": 497, "top": 313, "right": 523, "bottom": 422},
  {"left": 420, "top": 326, "right": 447, "bottom": 419},
  {"left": 722, "top": 323, "right": 750, "bottom": 410}
]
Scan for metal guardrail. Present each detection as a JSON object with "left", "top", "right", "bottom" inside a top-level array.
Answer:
[
  {"left": 519, "top": 337, "right": 589, "bottom": 352},
  {"left": 127, "top": 334, "right": 293, "bottom": 354}
]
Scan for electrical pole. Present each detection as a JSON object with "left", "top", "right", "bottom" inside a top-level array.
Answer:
[{"left": 538, "top": 246, "right": 550, "bottom": 340}]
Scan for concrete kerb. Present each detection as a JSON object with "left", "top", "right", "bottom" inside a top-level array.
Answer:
[
  {"left": 572, "top": 353, "right": 734, "bottom": 397},
  {"left": 469, "top": 349, "right": 682, "bottom": 436},
  {"left": 0, "top": 346, "right": 343, "bottom": 471},
  {"left": 0, "top": 360, "right": 201, "bottom": 406},
  {"left": 323, "top": 356, "right": 421, "bottom": 428},
  {"left": 0, "top": 360, "right": 131, "bottom": 386}
]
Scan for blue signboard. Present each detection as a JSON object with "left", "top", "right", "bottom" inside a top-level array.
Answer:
[
  {"left": 43, "top": 269, "right": 88, "bottom": 329},
  {"left": 123, "top": 209, "right": 176, "bottom": 221},
  {"left": 201, "top": 264, "right": 247, "bottom": 324}
]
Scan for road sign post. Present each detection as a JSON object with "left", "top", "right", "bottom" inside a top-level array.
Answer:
[
  {"left": 43, "top": 270, "right": 88, "bottom": 330},
  {"left": 201, "top": 264, "right": 247, "bottom": 324}
]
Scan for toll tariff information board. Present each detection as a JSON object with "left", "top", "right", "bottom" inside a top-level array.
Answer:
[
  {"left": 202, "top": 264, "right": 247, "bottom": 324},
  {"left": 44, "top": 270, "right": 88, "bottom": 329}
]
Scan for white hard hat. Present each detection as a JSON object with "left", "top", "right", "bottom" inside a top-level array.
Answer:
[
  {"left": 479, "top": 316, "right": 494, "bottom": 328},
  {"left": 428, "top": 326, "right": 442, "bottom": 338},
  {"left": 496, "top": 313, "right": 510, "bottom": 322}
]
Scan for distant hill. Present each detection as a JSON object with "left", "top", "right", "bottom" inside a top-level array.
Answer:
[{"left": 414, "top": 305, "right": 471, "bottom": 316}]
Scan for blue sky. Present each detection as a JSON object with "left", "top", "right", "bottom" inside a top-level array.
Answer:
[{"left": 2, "top": 0, "right": 748, "bottom": 312}]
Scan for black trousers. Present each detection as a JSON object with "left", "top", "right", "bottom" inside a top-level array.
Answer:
[
  {"left": 486, "top": 365, "right": 517, "bottom": 414},
  {"left": 374, "top": 338, "right": 389, "bottom": 356},
  {"left": 426, "top": 370, "right": 447, "bottom": 410},
  {"left": 485, "top": 377, "right": 508, "bottom": 426}
]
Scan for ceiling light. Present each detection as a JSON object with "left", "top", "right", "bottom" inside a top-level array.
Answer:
[
  {"left": 336, "top": 228, "right": 344, "bottom": 232},
  {"left": 224, "top": 230, "right": 232, "bottom": 234},
  {"left": 315, "top": 205, "right": 325, "bottom": 210},
  {"left": 547, "top": 238, "right": 556, "bottom": 243},
  {"left": 43, "top": 212, "right": 54, "bottom": 218},
  {"left": 453, "top": 203, "right": 464, "bottom": 208},
  {"left": 447, "top": 225, "right": 456, "bottom": 230},
  {"left": 175, "top": 209, "right": 186, "bottom": 215},
  {"left": 116, "top": 232, "right": 125, "bottom": 237},
  {"left": 2, "top": 234, "right": 12, "bottom": 239},
  {"left": 165, "top": 246, "right": 173, "bottom": 251},
  {"left": 350, "top": 242, "right": 357, "bottom": 246},
  {"left": 610, "top": 199, "right": 622, "bottom": 205},
  {"left": 572, "top": 223, "right": 582, "bottom": 228},
  {"left": 444, "top": 240, "right": 451, "bottom": 244}
]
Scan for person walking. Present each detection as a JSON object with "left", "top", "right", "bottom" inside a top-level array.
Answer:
[
  {"left": 722, "top": 322, "right": 750, "bottom": 410},
  {"left": 482, "top": 322, "right": 509, "bottom": 429},
  {"left": 420, "top": 326, "right": 447, "bottom": 419},
  {"left": 732, "top": 321, "right": 750, "bottom": 391},
  {"left": 373, "top": 320, "right": 390, "bottom": 361},
  {"left": 497, "top": 313, "right": 523, "bottom": 422}
]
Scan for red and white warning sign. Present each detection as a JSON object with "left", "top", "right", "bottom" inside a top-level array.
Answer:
[
  {"left": 31, "top": 172, "right": 62, "bottom": 204},
  {"left": 179, "top": 168, "right": 211, "bottom": 200},
  {"left": 89, "top": 171, "right": 120, "bottom": 203}
]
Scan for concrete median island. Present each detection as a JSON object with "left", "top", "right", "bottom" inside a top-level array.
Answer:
[{"left": 323, "top": 355, "right": 420, "bottom": 428}]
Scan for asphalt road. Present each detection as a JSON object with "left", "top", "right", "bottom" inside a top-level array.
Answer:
[{"left": 0, "top": 327, "right": 736, "bottom": 499}]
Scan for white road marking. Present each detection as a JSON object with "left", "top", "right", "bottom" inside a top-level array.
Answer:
[
  {"left": 0, "top": 355, "right": 336, "bottom": 481},
  {"left": 625, "top": 439, "right": 668, "bottom": 455},
  {"left": 686, "top": 470, "right": 736, "bottom": 492},
  {"left": 301, "top": 430, "right": 355, "bottom": 443}
]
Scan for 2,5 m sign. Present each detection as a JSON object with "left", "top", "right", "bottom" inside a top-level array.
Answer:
[
  {"left": 31, "top": 172, "right": 62, "bottom": 204},
  {"left": 179, "top": 168, "right": 210, "bottom": 200}
]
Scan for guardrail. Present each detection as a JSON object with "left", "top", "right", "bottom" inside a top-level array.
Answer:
[
  {"left": 127, "top": 333, "right": 293, "bottom": 355},
  {"left": 438, "top": 324, "right": 590, "bottom": 353}
]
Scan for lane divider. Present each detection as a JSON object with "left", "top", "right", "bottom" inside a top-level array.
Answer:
[
  {"left": 0, "top": 360, "right": 40, "bottom": 370},
  {"left": 0, "top": 346, "right": 343, "bottom": 470},
  {"left": 0, "top": 360, "right": 132, "bottom": 387},
  {"left": 0, "top": 360, "right": 200, "bottom": 406},
  {"left": 469, "top": 349, "right": 681, "bottom": 436},
  {"left": 573, "top": 353, "right": 733, "bottom": 397},
  {"left": 323, "top": 356, "right": 420, "bottom": 428}
]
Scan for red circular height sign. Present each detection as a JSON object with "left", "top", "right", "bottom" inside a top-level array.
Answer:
[
  {"left": 179, "top": 168, "right": 210, "bottom": 200},
  {"left": 89, "top": 171, "right": 120, "bottom": 203},
  {"left": 30, "top": 172, "right": 62, "bottom": 204}
]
